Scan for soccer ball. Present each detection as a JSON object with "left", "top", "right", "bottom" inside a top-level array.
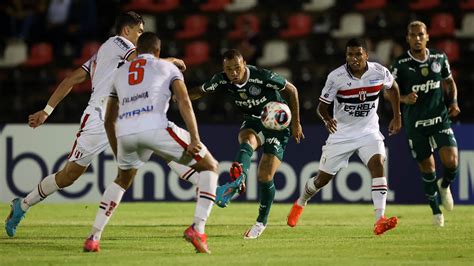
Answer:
[{"left": 260, "top": 101, "right": 292, "bottom": 131}]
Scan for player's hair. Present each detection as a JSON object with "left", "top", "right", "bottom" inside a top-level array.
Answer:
[
  {"left": 407, "top": 20, "right": 427, "bottom": 32},
  {"left": 222, "top": 49, "right": 243, "bottom": 61},
  {"left": 114, "top": 11, "right": 144, "bottom": 35},
  {"left": 345, "top": 38, "right": 368, "bottom": 51},
  {"left": 137, "top": 32, "right": 161, "bottom": 54}
]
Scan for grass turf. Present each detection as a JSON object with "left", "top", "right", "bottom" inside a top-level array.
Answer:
[{"left": 1, "top": 202, "right": 473, "bottom": 265}]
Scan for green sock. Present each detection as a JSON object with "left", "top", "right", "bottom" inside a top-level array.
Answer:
[
  {"left": 441, "top": 167, "right": 458, "bottom": 188},
  {"left": 422, "top": 172, "right": 441, "bottom": 215},
  {"left": 256, "top": 180, "right": 275, "bottom": 225},
  {"left": 234, "top": 143, "right": 254, "bottom": 175}
]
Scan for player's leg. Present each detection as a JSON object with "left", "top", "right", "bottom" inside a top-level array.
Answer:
[
  {"left": 436, "top": 130, "right": 458, "bottom": 211},
  {"left": 231, "top": 128, "right": 260, "bottom": 181},
  {"left": 288, "top": 142, "right": 349, "bottom": 227},
  {"left": 5, "top": 116, "right": 108, "bottom": 237},
  {"left": 168, "top": 161, "right": 199, "bottom": 185},
  {"left": 410, "top": 134, "right": 444, "bottom": 225},
  {"left": 243, "top": 153, "right": 279, "bottom": 239},
  {"left": 359, "top": 138, "right": 397, "bottom": 235}
]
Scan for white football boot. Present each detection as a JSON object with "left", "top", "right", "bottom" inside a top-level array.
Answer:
[
  {"left": 432, "top": 213, "right": 445, "bottom": 227},
  {"left": 437, "top": 179, "right": 454, "bottom": 211},
  {"left": 243, "top": 222, "right": 266, "bottom": 239}
]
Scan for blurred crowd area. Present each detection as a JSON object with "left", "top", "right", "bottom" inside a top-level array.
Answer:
[{"left": 1, "top": 0, "right": 473, "bottom": 125}]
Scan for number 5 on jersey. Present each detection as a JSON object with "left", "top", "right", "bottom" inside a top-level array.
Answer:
[{"left": 128, "top": 59, "right": 147, "bottom": 85}]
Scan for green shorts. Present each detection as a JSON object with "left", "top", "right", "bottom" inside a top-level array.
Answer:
[
  {"left": 240, "top": 118, "right": 290, "bottom": 161},
  {"left": 407, "top": 127, "right": 457, "bottom": 162}
]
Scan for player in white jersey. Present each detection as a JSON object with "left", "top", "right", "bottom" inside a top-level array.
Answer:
[
  {"left": 5, "top": 12, "right": 185, "bottom": 238},
  {"left": 83, "top": 32, "right": 218, "bottom": 254},
  {"left": 287, "top": 38, "right": 402, "bottom": 235}
]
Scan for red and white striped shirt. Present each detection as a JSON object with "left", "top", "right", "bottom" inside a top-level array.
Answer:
[{"left": 319, "top": 61, "right": 394, "bottom": 143}]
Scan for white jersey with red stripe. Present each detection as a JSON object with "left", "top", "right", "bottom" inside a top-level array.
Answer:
[
  {"left": 110, "top": 53, "right": 184, "bottom": 137},
  {"left": 319, "top": 61, "right": 394, "bottom": 143},
  {"left": 81, "top": 36, "right": 136, "bottom": 121}
]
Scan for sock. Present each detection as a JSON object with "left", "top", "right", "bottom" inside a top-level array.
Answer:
[
  {"left": 256, "top": 180, "right": 275, "bottom": 226},
  {"left": 89, "top": 182, "right": 125, "bottom": 241},
  {"left": 194, "top": 170, "right": 218, "bottom": 234},
  {"left": 422, "top": 172, "right": 441, "bottom": 215},
  {"left": 234, "top": 143, "right": 254, "bottom": 174},
  {"left": 168, "top": 161, "right": 199, "bottom": 185},
  {"left": 371, "top": 177, "right": 388, "bottom": 221},
  {"left": 22, "top": 174, "right": 60, "bottom": 211},
  {"left": 442, "top": 167, "right": 458, "bottom": 188},
  {"left": 297, "top": 176, "right": 320, "bottom": 206}
]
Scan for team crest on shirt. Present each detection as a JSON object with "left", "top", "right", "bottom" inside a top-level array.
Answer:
[
  {"left": 359, "top": 90, "right": 367, "bottom": 102},
  {"left": 239, "top": 92, "right": 248, "bottom": 99},
  {"left": 431, "top": 61, "right": 441, "bottom": 73},
  {"left": 248, "top": 85, "right": 261, "bottom": 96},
  {"left": 421, "top": 68, "right": 429, "bottom": 76}
]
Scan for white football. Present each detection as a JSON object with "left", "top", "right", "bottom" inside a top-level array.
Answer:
[{"left": 260, "top": 101, "right": 292, "bottom": 131}]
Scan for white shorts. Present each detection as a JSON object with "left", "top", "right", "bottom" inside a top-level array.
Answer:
[
  {"left": 68, "top": 110, "right": 109, "bottom": 167},
  {"left": 319, "top": 132, "right": 386, "bottom": 175},
  {"left": 117, "top": 122, "right": 208, "bottom": 170}
]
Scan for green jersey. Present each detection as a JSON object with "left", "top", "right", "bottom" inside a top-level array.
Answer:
[
  {"left": 391, "top": 49, "right": 452, "bottom": 135},
  {"left": 201, "top": 65, "right": 287, "bottom": 119}
]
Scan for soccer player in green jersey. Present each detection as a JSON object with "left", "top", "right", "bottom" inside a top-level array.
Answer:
[
  {"left": 189, "top": 49, "right": 304, "bottom": 239},
  {"left": 390, "top": 21, "right": 461, "bottom": 227}
]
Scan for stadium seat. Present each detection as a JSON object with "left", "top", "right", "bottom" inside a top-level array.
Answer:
[
  {"left": 73, "top": 41, "right": 101, "bottom": 66},
  {"left": 123, "top": 0, "right": 179, "bottom": 13},
  {"left": 225, "top": 0, "right": 257, "bottom": 12},
  {"left": 23, "top": 43, "right": 53, "bottom": 67},
  {"left": 271, "top": 67, "right": 292, "bottom": 80},
  {"left": 429, "top": 13, "right": 455, "bottom": 37},
  {"left": 200, "top": 0, "right": 230, "bottom": 12},
  {"left": 331, "top": 13, "right": 365, "bottom": 38},
  {"left": 460, "top": 0, "right": 474, "bottom": 10},
  {"left": 302, "top": 0, "right": 335, "bottom": 11},
  {"left": 279, "top": 13, "right": 312, "bottom": 38},
  {"left": 409, "top": 0, "right": 440, "bottom": 10},
  {"left": 436, "top": 40, "right": 460, "bottom": 62},
  {"left": 375, "top": 39, "right": 394, "bottom": 66},
  {"left": 355, "top": 0, "right": 386, "bottom": 10},
  {"left": 257, "top": 40, "right": 288, "bottom": 67},
  {"left": 175, "top": 15, "right": 208, "bottom": 39},
  {"left": 182, "top": 41, "right": 210, "bottom": 65},
  {"left": 228, "top": 14, "right": 260, "bottom": 39},
  {"left": 0, "top": 40, "right": 27, "bottom": 67},
  {"left": 142, "top": 14, "right": 157, "bottom": 32},
  {"left": 455, "top": 13, "right": 474, "bottom": 38}
]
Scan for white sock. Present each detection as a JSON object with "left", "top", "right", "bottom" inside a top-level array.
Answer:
[
  {"left": 22, "top": 174, "right": 60, "bottom": 211},
  {"left": 297, "top": 176, "right": 320, "bottom": 206},
  {"left": 372, "top": 177, "right": 388, "bottom": 221},
  {"left": 193, "top": 170, "right": 218, "bottom": 234},
  {"left": 89, "top": 182, "right": 125, "bottom": 241},
  {"left": 168, "top": 161, "right": 199, "bottom": 185}
]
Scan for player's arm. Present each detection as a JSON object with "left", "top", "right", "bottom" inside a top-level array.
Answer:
[
  {"left": 163, "top": 57, "right": 186, "bottom": 72},
  {"left": 442, "top": 76, "right": 460, "bottom": 117},
  {"left": 317, "top": 101, "right": 337, "bottom": 134},
  {"left": 384, "top": 80, "right": 402, "bottom": 136},
  {"left": 104, "top": 96, "right": 119, "bottom": 157},
  {"left": 280, "top": 82, "right": 304, "bottom": 143},
  {"left": 188, "top": 86, "right": 207, "bottom": 100},
  {"left": 172, "top": 79, "right": 202, "bottom": 156},
  {"left": 28, "top": 67, "right": 89, "bottom": 128}
]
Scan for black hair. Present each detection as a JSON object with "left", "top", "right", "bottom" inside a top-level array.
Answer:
[
  {"left": 222, "top": 49, "right": 243, "bottom": 61},
  {"left": 114, "top": 11, "right": 144, "bottom": 35},
  {"left": 137, "top": 32, "right": 161, "bottom": 54},
  {"left": 345, "top": 38, "right": 368, "bottom": 51}
]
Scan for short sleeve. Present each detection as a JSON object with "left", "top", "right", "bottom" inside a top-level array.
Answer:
[
  {"left": 81, "top": 53, "right": 96, "bottom": 77},
  {"left": 441, "top": 53, "right": 452, "bottom": 79},
  {"left": 382, "top": 67, "right": 394, "bottom": 90},
  {"left": 319, "top": 73, "right": 338, "bottom": 104},
  {"left": 201, "top": 73, "right": 227, "bottom": 93},
  {"left": 262, "top": 68, "right": 286, "bottom": 91},
  {"left": 113, "top": 37, "right": 136, "bottom": 60}
]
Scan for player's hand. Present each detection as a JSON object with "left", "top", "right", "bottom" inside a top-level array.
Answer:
[
  {"left": 448, "top": 103, "right": 460, "bottom": 118},
  {"left": 186, "top": 140, "right": 202, "bottom": 156},
  {"left": 167, "top": 57, "right": 187, "bottom": 72},
  {"left": 28, "top": 110, "right": 49, "bottom": 128},
  {"left": 323, "top": 118, "right": 337, "bottom": 134},
  {"left": 404, "top": 92, "right": 418, "bottom": 105},
  {"left": 291, "top": 122, "right": 304, "bottom": 144},
  {"left": 388, "top": 116, "right": 402, "bottom": 136}
]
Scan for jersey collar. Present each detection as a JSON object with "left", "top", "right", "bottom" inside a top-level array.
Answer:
[
  {"left": 233, "top": 67, "right": 250, "bottom": 88},
  {"left": 408, "top": 48, "right": 430, "bottom": 63},
  {"left": 344, "top": 63, "right": 368, "bottom": 80},
  {"left": 137, "top": 53, "right": 156, "bottom": 60}
]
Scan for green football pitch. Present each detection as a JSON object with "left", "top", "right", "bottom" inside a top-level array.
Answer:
[{"left": 1, "top": 202, "right": 473, "bottom": 265}]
